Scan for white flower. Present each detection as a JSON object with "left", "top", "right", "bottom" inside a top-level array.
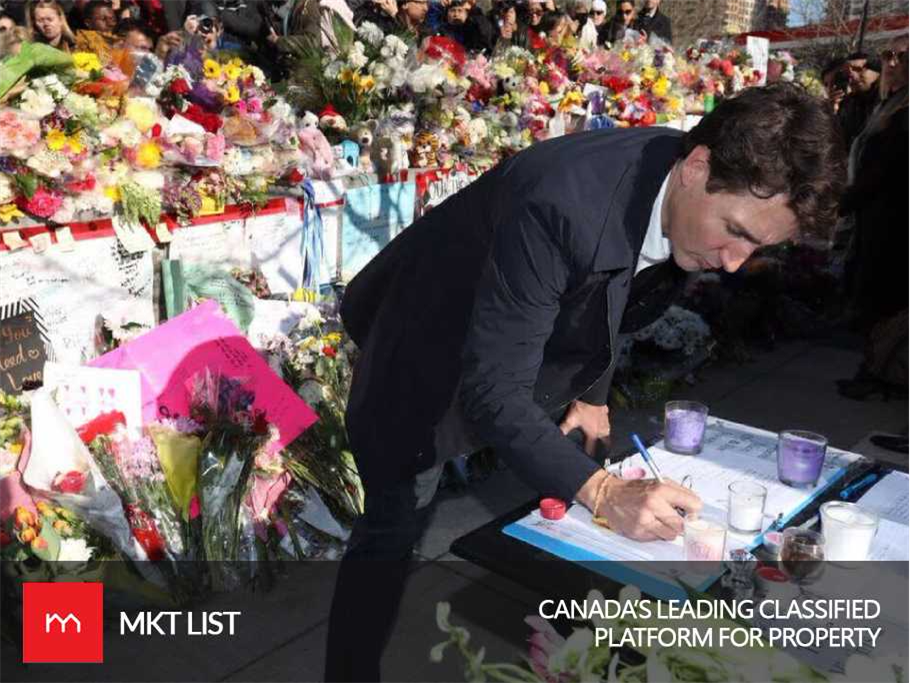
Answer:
[
  {"left": 58, "top": 538, "right": 94, "bottom": 562},
  {"left": 0, "top": 175, "right": 13, "bottom": 204},
  {"left": 63, "top": 92, "right": 99, "bottom": 120},
  {"left": 357, "top": 21, "right": 385, "bottom": 47},
  {"left": 324, "top": 60, "right": 343, "bottom": 79},
  {"left": 246, "top": 65, "right": 267, "bottom": 86},
  {"left": 380, "top": 34, "right": 408, "bottom": 60},
  {"left": 19, "top": 89, "right": 56, "bottom": 118},
  {"left": 348, "top": 42, "right": 368, "bottom": 70},
  {"left": 26, "top": 150, "right": 73, "bottom": 178},
  {"left": 132, "top": 170, "right": 166, "bottom": 191},
  {"left": 101, "top": 119, "right": 142, "bottom": 148}
]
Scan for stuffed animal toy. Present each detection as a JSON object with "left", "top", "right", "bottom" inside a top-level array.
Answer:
[
  {"left": 299, "top": 126, "right": 334, "bottom": 180},
  {"left": 300, "top": 110, "right": 319, "bottom": 129},
  {"left": 318, "top": 104, "right": 347, "bottom": 135},
  {"left": 409, "top": 130, "right": 439, "bottom": 168},
  {"left": 352, "top": 122, "right": 377, "bottom": 173}
]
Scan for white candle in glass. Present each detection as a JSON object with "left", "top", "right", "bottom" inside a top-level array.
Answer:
[{"left": 728, "top": 481, "right": 767, "bottom": 534}]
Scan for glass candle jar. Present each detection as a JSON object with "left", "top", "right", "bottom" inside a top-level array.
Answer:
[
  {"left": 664, "top": 401, "right": 709, "bottom": 455},
  {"left": 777, "top": 430, "right": 827, "bottom": 488}
]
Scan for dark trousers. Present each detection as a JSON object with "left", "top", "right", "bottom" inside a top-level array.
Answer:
[{"left": 324, "top": 464, "right": 443, "bottom": 682}]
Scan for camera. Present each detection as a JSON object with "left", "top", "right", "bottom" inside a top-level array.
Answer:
[
  {"left": 198, "top": 15, "right": 216, "bottom": 35},
  {"left": 832, "top": 71, "right": 849, "bottom": 92}
]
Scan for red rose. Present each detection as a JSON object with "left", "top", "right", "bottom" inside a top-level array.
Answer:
[
  {"left": 52, "top": 470, "right": 87, "bottom": 494},
  {"left": 76, "top": 410, "right": 127, "bottom": 444},
  {"left": 0, "top": 529, "right": 12, "bottom": 547},
  {"left": 171, "top": 78, "right": 191, "bottom": 95},
  {"left": 151, "top": 123, "right": 162, "bottom": 138},
  {"left": 287, "top": 169, "right": 304, "bottom": 184},
  {"left": 640, "top": 111, "right": 657, "bottom": 126},
  {"left": 322, "top": 345, "right": 337, "bottom": 358},
  {"left": 183, "top": 104, "right": 223, "bottom": 134},
  {"left": 66, "top": 174, "right": 96, "bottom": 193}
]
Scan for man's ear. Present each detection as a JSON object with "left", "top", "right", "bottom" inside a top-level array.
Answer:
[{"left": 679, "top": 144, "right": 711, "bottom": 189}]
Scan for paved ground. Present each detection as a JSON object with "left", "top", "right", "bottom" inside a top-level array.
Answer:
[{"left": 6, "top": 335, "right": 906, "bottom": 683}]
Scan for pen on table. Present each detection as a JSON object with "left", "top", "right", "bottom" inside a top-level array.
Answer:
[
  {"left": 839, "top": 472, "right": 879, "bottom": 501},
  {"left": 630, "top": 433, "right": 688, "bottom": 518}
]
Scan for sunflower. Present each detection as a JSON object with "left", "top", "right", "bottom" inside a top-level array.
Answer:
[{"left": 203, "top": 59, "right": 222, "bottom": 80}]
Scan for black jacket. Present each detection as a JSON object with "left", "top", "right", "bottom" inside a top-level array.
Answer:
[
  {"left": 341, "top": 128, "right": 686, "bottom": 500},
  {"left": 633, "top": 8, "right": 671, "bottom": 44}
]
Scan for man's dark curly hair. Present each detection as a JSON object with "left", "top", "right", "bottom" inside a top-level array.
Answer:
[{"left": 681, "top": 83, "right": 847, "bottom": 243}]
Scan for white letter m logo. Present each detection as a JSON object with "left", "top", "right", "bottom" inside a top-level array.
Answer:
[{"left": 45, "top": 613, "right": 81, "bottom": 634}]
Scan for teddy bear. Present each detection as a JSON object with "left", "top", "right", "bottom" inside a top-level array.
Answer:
[
  {"left": 298, "top": 125, "right": 334, "bottom": 180},
  {"left": 352, "top": 121, "right": 377, "bottom": 173},
  {"left": 318, "top": 104, "right": 348, "bottom": 135}
]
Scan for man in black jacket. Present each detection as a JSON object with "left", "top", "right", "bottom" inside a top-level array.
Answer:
[
  {"left": 632, "top": 0, "right": 670, "bottom": 43},
  {"left": 325, "top": 84, "right": 846, "bottom": 682}
]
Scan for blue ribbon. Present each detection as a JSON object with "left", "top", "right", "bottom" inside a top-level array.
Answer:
[{"left": 299, "top": 180, "right": 326, "bottom": 292}]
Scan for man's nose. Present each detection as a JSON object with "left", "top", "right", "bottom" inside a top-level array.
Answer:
[{"left": 720, "top": 245, "right": 754, "bottom": 273}]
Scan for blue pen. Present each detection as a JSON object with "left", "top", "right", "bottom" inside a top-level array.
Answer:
[
  {"left": 631, "top": 433, "right": 691, "bottom": 517},
  {"left": 839, "top": 473, "right": 879, "bottom": 501},
  {"left": 630, "top": 433, "right": 664, "bottom": 482}
]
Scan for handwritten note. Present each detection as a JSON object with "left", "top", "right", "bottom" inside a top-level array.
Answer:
[
  {"left": 0, "top": 235, "right": 154, "bottom": 363},
  {"left": 0, "top": 311, "right": 46, "bottom": 393},
  {"left": 90, "top": 300, "right": 317, "bottom": 450},
  {"left": 246, "top": 208, "right": 305, "bottom": 295}
]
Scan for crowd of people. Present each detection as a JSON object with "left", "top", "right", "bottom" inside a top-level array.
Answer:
[
  {"left": 817, "top": 39, "right": 908, "bottom": 411},
  {"left": 0, "top": 0, "right": 675, "bottom": 73}
]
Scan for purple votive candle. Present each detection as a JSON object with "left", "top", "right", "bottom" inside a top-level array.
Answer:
[
  {"left": 777, "top": 430, "right": 827, "bottom": 488},
  {"left": 664, "top": 401, "right": 709, "bottom": 455}
]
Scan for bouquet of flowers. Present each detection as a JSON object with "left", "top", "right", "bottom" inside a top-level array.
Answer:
[
  {"left": 188, "top": 370, "right": 270, "bottom": 590},
  {"left": 77, "top": 410, "right": 184, "bottom": 562}
]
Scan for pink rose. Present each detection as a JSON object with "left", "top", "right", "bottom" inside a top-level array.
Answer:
[
  {"left": 246, "top": 97, "right": 263, "bottom": 114},
  {"left": 20, "top": 187, "right": 63, "bottom": 219}
]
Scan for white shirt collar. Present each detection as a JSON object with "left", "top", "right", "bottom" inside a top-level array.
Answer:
[{"left": 634, "top": 170, "right": 672, "bottom": 275}]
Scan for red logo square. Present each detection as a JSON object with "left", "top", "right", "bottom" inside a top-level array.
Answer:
[{"left": 22, "top": 582, "right": 104, "bottom": 663}]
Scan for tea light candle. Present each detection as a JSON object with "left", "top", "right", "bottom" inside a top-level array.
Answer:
[
  {"left": 777, "top": 431, "right": 827, "bottom": 488},
  {"left": 727, "top": 481, "right": 767, "bottom": 534},
  {"left": 684, "top": 517, "right": 726, "bottom": 561},
  {"left": 820, "top": 502, "right": 878, "bottom": 562},
  {"left": 664, "top": 401, "right": 709, "bottom": 455}
]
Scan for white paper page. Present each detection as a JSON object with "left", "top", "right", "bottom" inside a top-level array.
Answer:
[
  {"left": 857, "top": 471, "right": 909, "bottom": 526},
  {"left": 857, "top": 471, "right": 910, "bottom": 560}
]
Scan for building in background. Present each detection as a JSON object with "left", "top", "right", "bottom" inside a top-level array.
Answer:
[{"left": 662, "top": 0, "right": 789, "bottom": 46}]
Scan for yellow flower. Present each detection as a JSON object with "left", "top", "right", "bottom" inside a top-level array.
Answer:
[
  {"left": 652, "top": 76, "right": 670, "bottom": 98},
  {"left": 301, "top": 335, "right": 319, "bottom": 350},
  {"left": 539, "top": 81, "right": 550, "bottom": 96},
  {"left": 36, "top": 502, "right": 56, "bottom": 518},
  {"left": 125, "top": 100, "right": 157, "bottom": 133},
  {"left": 621, "top": 50, "right": 631, "bottom": 62},
  {"left": 73, "top": 51, "right": 102, "bottom": 72},
  {"left": 52, "top": 519, "right": 71, "bottom": 535},
  {"left": 224, "top": 64, "right": 242, "bottom": 81},
  {"left": 8, "top": 442, "right": 22, "bottom": 455},
  {"left": 0, "top": 204, "right": 24, "bottom": 223},
  {"left": 641, "top": 66, "right": 657, "bottom": 82},
  {"left": 338, "top": 68, "right": 354, "bottom": 84},
  {"left": 229, "top": 57, "right": 245, "bottom": 69},
  {"left": 46, "top": 129, "right": 68, "bottom": 151},
  {"left": 136, "top": 141, "right": 161, "bottom": 169},
  {"left": 356, "top": 75, "right": 375, "bottom": 92},
  {"left": 203, "top": 59, "right": 222, "bottom": 80},
  {"left": 558, "top": 91, "right": 585, "bottom": 112},
  {"left": 104, "top": 185, "right": 121, "bottom": 203},
  {"left": 19, "top": 527, "right": 37, "bottom": 543},
  {"left": 225, "top": 84, "right": 240, "bottom": 103},
  {"left": 15, "top": 506, "right": 36, "bottom": 529},
  {"left": 667, "top": 96, "right": 683, "bottom": 113},
  {"left": 324, "top": 332, "right": 342, "bottom": 344}
]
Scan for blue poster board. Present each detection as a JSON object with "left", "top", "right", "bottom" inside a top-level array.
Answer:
[{"left": 340, "top": 182, "right": 416, "bottom": 280}]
